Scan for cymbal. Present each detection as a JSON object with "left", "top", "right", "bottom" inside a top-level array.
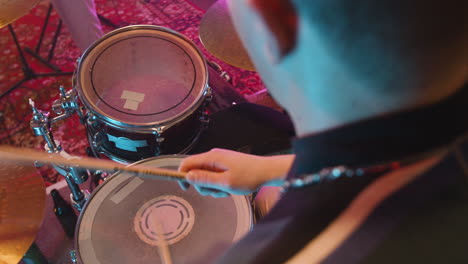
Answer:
[
  {"left": 199, "top": 0, "right": 255, "bottom": 71},
  {"left": 0, "top": 160, "right": 45, "bottom": 264},
  {"left": 0, "top": 0, "right": 41, "bottom": 28}
]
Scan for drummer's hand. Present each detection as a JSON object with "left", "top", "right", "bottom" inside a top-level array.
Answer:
[{"left": 178, "top": 148, "right": 294, "bottom": 197}]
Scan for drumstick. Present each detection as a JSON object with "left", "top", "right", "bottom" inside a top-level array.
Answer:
[
  {"left": 152, "top": 217, "right": 173, "bottom": 264},
  {"left": 0, "top": 145, "right": 187, "bottom": 182}
]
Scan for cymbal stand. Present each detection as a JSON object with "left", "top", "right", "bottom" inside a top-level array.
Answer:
[
  {"left": 0, "top": 23, "right": 73, "bottom": 100},
  {"left": 23, "top": 3, "right": 68, "bottom": 72},
  {"left": 29, "top": 86, "right": 89, "bottom": 211}
]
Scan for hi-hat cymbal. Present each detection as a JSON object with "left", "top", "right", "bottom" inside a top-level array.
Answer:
[
  {"left": 199, "top": 0, "right": 255, "bottom": 71},
  {"left": 0, "top": 160, "right": 45, "bottom": 264},
  {"left": 0, "top": 0, "right": 41, "bottom": 28}
]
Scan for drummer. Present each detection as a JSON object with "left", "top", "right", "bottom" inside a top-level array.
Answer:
[
  {"left": 51, "top": 0, "right": 103, "bottom": 52},
  {"left": 179, "top": 0, "right": 468, "bottom": 263}
]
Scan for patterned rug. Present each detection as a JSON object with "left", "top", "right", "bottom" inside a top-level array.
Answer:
[{"left": 0, "top": 0, "right": 266, "bottom": 185}]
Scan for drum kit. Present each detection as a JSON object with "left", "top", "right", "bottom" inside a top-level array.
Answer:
[{"left": 0, "top": 1, "right": 264, "bottom": 264}]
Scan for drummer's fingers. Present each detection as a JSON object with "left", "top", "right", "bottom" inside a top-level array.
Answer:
[
  {"left": 210, "top": 191, "right": 230, "bottom": 198},
  {"left": 178, "top": 180, "right": 190, "bottom": 191},
  {"left": 194, "top": 185, "right": 214, "bottom": 196},
  {"left": 194, "top": 185, "right": 230, "bottom": 198},
  {"left": 186, "top": 169, "right": 229, "bottom": 186},
  {"left": 178, "top": 149, "right": 228, "bottom": 173}
]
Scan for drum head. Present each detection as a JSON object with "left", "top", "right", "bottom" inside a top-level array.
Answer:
[
  {"left": 76, "top": 156, "right": 252, "bottom": 264},
  {"left": 76, "top": 25, "right": 208, "bottom": 128}
]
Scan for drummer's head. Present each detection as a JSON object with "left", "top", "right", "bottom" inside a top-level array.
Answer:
[{"left": 228, "top": 0, "right": 467, "bottom": 135}]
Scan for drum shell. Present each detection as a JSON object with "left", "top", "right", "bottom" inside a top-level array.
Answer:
[
  {"left": 85, "top": 96, "right": 209, "bottom": 163},
  {"left": 74, "top": 25, "right": 210, "bottom": 163}
]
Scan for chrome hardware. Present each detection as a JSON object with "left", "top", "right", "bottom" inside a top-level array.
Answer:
[
  {"left": 153, "top": 127, "right": 166, "bottom": 144},
  {"left": 69, "top": 187, "right": 90, "bottom": 212},
  {"left": 92, "top": 131, "right": 103, "bottom": 150},
  {"left": 204, "top": 85, "right": 213, "bottom": 102},
  {"left": 34, "top": 161, "right": 44, "bottom": 168},
  {"left": 155, "top": 126, "right": 166, "bottom": 135},
  {"left": 93, "top": 170, "right": 110, "bottom": 182},
  {"left": 208, "top": 60, "right": 231, "bottom": 83},
  {"left": 51, "top": 86, "right": 83, "bottom": 122},
  {"left": 68, "top": 166, "right": 89, "bottom": 184},
  {"left": 52, "top": 86, "right": 76, "bottom": 114},
  {"left": 30, "top": 92, "right": 90, "bottom": 211},
  {"left": 85, "top": 113, "right": 100, "bottom": 130},
  {"left": 199, "top": 112, "right": 210, "bottom": 124},
  {"left": 29, "top": 99, "right": 61, "bottom": 153},
  {"left": 70, "top": 250, "right": 77, "bottom": 263}
]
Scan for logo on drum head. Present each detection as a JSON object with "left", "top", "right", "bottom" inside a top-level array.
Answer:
[
  {"left": 134, "top": 195, "right": 195, "bottom": 246},
  {"left": 121, "top": 90, "right": 145, "bottom": 111}
]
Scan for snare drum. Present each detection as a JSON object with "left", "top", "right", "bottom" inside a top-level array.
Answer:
[
  {"left": 74, "top": 25, "right": 212, "bottom": 163},
  {"left": 75, "top": 156, "right": 253, "bottom": 264}
]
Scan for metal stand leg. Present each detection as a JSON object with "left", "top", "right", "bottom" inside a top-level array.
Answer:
[
  {"left": 0, "top": 25, "right": 73, "bottom": 100},
  {"left": 65, "top": 175, "right": 86, "bottom": 211},
  {"left": 23, "top": 3, "right": 68, "bottom": 71},
  {"left": 98, "top": 13, "right": 119, "bottom": 28},
  {"left": 30, "top": 97, "right": 90, "bottom": 211}
]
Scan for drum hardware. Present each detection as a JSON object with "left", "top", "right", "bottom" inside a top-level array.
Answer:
[
  {"left": 206, "top": 84, "right": 215, "bottom": 100},
  {"left": 0, "top": 0, "right": 73, "bottom": 99},
  {"left": 74, "top": 25, "right": 214, "bottom": 163},
  {"left": 89, "top": 169, "right": 110, "bottom": 188},
  {"left": 207, "top": 61, "right": 232, "bottom": 83},
  {"left": 29, "top": 95, "right": 90, "bottom": 211},
  {"left": 70, "top": 250, "right": 78, "bottom": 263},
  {"left": 52, "top": 86, "right": 85, "bottom": 121}
]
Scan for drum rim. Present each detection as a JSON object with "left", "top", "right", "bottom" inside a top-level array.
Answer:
[
  {"left": 74, "top": 155, "right": 253, "bottom": 264},
  {"left": 75, "top": 25, "right": 209, "bottom": 129}
]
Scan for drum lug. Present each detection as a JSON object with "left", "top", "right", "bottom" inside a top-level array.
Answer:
[
  {"left": 86, "top": 113, "right": 98, "bottom": 127},
  {"left": 52, "top": 86, "right": 79, "bottom": 115},
  {"left": 69, "top": 250, "right": 77, "bottom": 263},
  {"left": 154, "top": 128, "right": 165, "bottom": 146},
  {"left": 150, "top": 127, "right": 165, "bottom": 156},
  {"left": 204, "top": 85, "right": 213, "bottom": 102},
  {"left": 92, "top": 132, "right": 103, "bottom": 150},
  {"left": 153, "top": 126, "right": 167, "bottom": 138},
  {"left": 198, "top": 85, "right": 212, "bottom": 130},
  {"left": 156, "top": 126, "right": 166, "bottom": 134},
  {"left": 199, "top": 111, "right": 210, "bottom": 125}
]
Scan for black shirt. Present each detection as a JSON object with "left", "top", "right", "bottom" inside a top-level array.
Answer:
[{"left": 216, "top": 84, "right": 468, "bottom": 264}]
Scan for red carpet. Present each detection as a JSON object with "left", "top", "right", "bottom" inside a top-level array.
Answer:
[{"left": 0, "top": 0, "right": 266, "bottom": 185}]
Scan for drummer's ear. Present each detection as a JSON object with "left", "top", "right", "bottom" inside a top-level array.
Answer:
[{"left": 249, "top": 0, "right": 298, "bottom": 59}]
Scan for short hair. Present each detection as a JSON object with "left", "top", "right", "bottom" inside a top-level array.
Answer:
[{"left": 290, "top": 0, "right": 467, "bottom": 93}]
